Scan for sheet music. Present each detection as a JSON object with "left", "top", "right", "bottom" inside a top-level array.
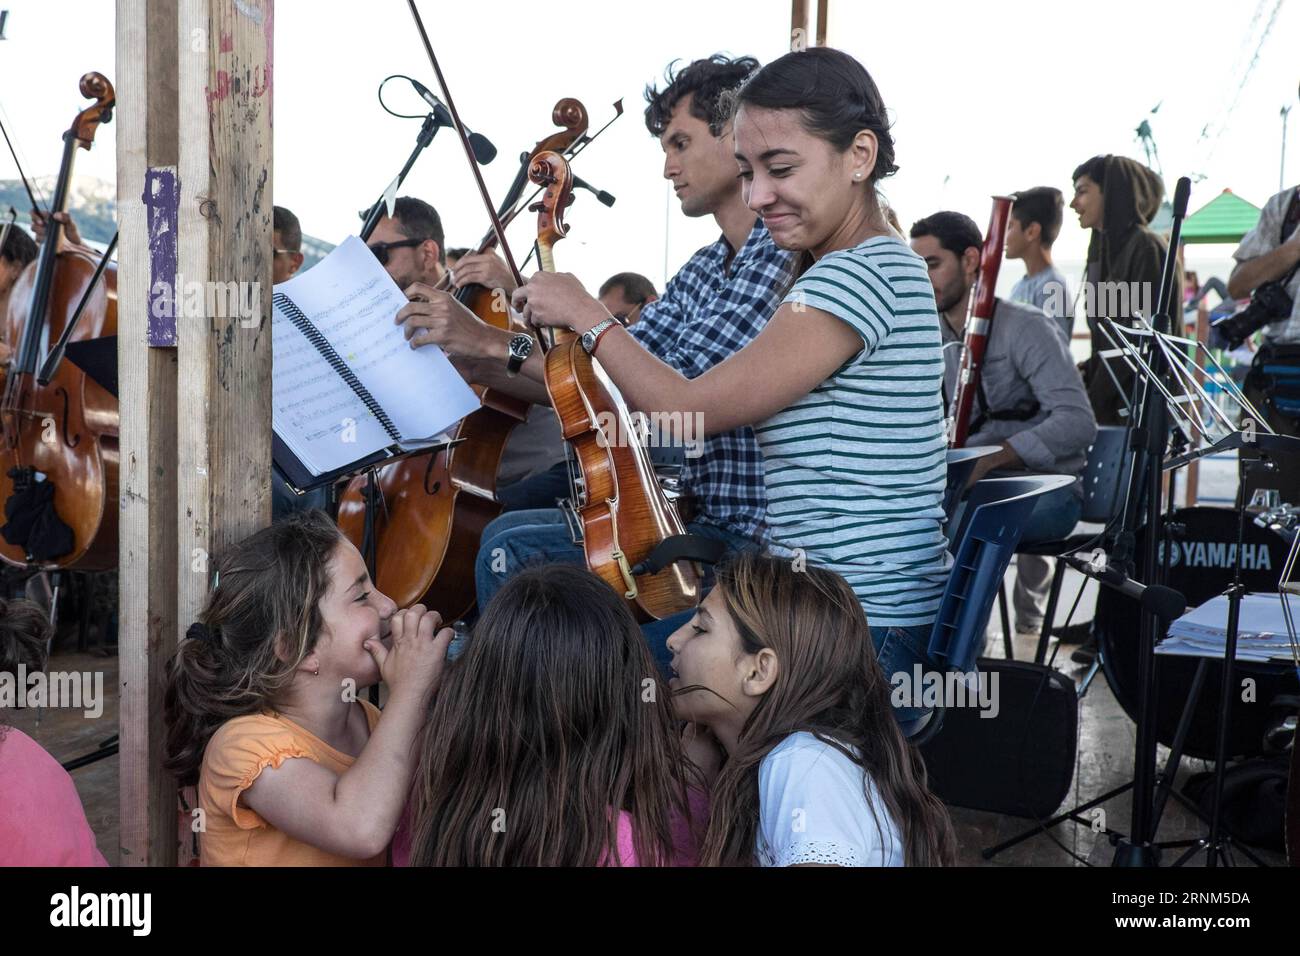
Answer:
[
  {"left": 272, "top": 236, "right": 481, "bottom": 476},
  {"left": 1157, "top": 593, "right": 1300, "bottom": 663},
  {"left": 271, "top": 304, "right": 395, "bottom": 475}
]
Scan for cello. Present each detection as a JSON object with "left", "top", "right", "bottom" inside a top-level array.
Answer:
[
  {"left": 0, "top": 72, "right": 118, "bottom": 571},
  {"left": 335, "top": 101, "right": 589, "bottom": 620},
  {"left": 529, "top": 151, "right": 701, "bottom": 621}
]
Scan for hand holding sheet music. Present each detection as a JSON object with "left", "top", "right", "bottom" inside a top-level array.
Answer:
[{"left": 272, "top": 236, "right": 480, "bottom": 479}]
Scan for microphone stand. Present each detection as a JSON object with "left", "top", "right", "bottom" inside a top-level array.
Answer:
[
  {"left": 355, "top": 109, "right": 437, "bottom": 706},
  {"left": 358, "top": 112, "right": 440, "bottom": 242}
]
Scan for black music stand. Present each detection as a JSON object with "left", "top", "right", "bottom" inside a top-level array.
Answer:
[{"left": 1088, "top": 313, "right": 1298, "bottom": 865}]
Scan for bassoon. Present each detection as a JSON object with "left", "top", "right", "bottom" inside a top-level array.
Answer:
[{"left": 948, "top": 195, "right": 1014, "bottom": 448}]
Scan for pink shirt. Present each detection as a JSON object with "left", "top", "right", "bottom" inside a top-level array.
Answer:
[
  {"left": 0, "top": 727, "right": 108, "bottom": 866},
  {"left": 392, "top": 788, "right": 708, "bottom": 867}
]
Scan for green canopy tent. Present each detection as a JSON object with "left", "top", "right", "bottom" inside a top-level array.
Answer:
[{"left": 1179, "top": 188, "right": 1262, "bottom": 244}]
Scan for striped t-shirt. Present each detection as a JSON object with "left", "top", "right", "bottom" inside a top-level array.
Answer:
[{"left": 754, "top": 236, "right": 950, "bottom": 627}]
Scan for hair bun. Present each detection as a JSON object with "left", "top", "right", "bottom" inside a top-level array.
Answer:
[{"left": 186, "top": 622, "right": 212, "bottom": 644}]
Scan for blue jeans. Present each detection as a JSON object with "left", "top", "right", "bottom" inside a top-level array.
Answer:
[
  {"left": 473, "top": 508, "right": 759, "bottom": 673},
  {"left": 871, "top": 622, "right": 937, "bottom": 735},
  {"left": 496, "top": 461, "right": 573, "bottom": 513}
]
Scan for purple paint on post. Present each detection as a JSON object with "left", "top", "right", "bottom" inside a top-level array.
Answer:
[{"left": 145, "top": 167, "right": 179, "bottom": 346}]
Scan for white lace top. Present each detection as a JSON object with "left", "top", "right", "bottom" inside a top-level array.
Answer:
[{"left": 756, "top": 732, "right": 904, "bottom": 867}]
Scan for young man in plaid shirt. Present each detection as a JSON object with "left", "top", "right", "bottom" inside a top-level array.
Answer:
[{"left": 396, "top": 55, "right": 794, "bottom": 660}]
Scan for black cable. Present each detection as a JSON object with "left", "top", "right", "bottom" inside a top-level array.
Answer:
[{"left": 377, "top": 74, "right": 430, "bottom": 120}]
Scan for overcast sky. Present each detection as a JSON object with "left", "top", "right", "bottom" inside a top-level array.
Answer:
[{"left": 1, "top": 0, "right": 1295, "bottom": 294}]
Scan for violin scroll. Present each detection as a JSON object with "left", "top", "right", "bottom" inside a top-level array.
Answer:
[
  {"left": 71, "top": 72, "right": 115, "bottom": 148},
  {"left": 527, "top": 151, "right": 574, "bottom": 266}
]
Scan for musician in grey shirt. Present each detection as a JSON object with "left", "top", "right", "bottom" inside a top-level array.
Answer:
[
  {"left": 913, "top": 211, "right": 1097, "bottom": 634},
  {"left": 1007, "top": 187, "right": 1075, "bottom": 341}
]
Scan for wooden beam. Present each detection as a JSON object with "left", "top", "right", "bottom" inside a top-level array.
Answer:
[
  {"left": 175, "top": 0, "right": 273, "bottom": 642},
  {"left": 816, "top": 0, "right": 829, "bottom": 46},
  {"left": 791, "top": 0, "right": 809, "bottom": 50},
  {"left": 116, "top": 0, "right": 181, "bottom": 867}
]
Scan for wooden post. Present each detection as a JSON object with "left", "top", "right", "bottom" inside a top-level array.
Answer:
[
  {"left": 791, "top": 0, "right": 809, "bottom": 49},
  {"left": 174, "top": 0, "right": 273, "bottom": 634},
  {"left": 791, "top": 0, "right": 828, "bottom": 48},
  {"left": 116, "top": 0, "right": 181, "bottom": 867}
]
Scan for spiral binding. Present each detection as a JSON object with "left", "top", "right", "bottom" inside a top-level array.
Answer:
[{"left": 272, "top": 292, "right": 402, "bottom": 444}]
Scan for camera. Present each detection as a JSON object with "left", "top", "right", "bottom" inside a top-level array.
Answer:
[{"left": 1211, "top": 280, "right": 1295, "bottom": 350}]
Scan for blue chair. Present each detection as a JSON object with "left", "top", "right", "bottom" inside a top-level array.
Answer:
[
  {"left": 993, "top": 426, "right": 1133, "bottom": 662},
  {"left": 943, "top": 446, "right": 1001, "bottom": 523},
  {"left": 906, "top": 474, "right": 1078, "bottom": 744}
]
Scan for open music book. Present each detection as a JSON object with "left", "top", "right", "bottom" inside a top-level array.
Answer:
[{"left": 271, "top": 235, "right": 479, "bottom": 487}]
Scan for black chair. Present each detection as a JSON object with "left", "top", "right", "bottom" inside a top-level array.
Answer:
[{"left": 993, "top": 426, "right": 1132, "bottom": 662}]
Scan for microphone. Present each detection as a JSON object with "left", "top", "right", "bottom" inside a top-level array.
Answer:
[
  {"left": 1062, "top": 554, "right": 1186, "bottom": 621},
  {"left": 409, "top": 78, "right": 496, "bottom": 165},
  {"left": 573, "top": 175, "right": 615, "bottom": 208}
]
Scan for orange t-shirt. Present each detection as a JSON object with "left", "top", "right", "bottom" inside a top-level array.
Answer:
[{"left": 197, "top": 700, "right": 387, "bottom": 867}]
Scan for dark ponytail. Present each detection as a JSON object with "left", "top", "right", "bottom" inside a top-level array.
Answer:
[
  {"left": 163, "top": 510, "right": 342, "bottom": 786},
  {"left": 734, "top": 47, "right": 898, "bottom": 183}
]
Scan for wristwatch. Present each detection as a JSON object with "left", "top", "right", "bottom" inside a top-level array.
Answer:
[
  {"left": 581, "top": 317, "right": 619, "bottom": 355},
  {"left": 506, "top": 333, "right": 534, "bottom": 376}
]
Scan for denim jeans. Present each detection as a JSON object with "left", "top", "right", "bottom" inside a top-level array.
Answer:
[
  {"left": 472, "top": 508, "right": 760, "bottom": 672},
  {"left": 870, "top": 621, "right": 937, "bottom": 735},
  {"left": 496, "top": 461, "right": 574, "bottom": 514}
]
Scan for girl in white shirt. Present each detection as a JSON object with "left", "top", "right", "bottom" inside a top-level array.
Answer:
[{"left": 666, "top": 551, "right": 955, "bottom": 866}]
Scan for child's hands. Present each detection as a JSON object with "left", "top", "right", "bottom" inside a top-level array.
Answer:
[
  {"left": 363, "top": 604, "right": 452, "bottom": 704},
  {"left": 681, "top": 722, "right": 724, "bottom": 786}
]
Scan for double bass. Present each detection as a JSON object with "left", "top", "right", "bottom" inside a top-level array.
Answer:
[
  {"left": 0, "top": 73, "right": 118, "bottom": 570},
  {"left": 529, "top": 151, "right": 701, "bottom": 621},
  {"left": 335, "top": 101, "right": 589, "bottom": 621}
]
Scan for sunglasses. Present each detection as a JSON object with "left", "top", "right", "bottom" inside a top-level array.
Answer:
[{"left": 367, "top": 238, "right": 428, "bottom": 266}]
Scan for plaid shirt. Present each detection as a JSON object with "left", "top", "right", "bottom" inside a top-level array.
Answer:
[{"left": 629, "top": 220, "right": 794, "bottom": 543}]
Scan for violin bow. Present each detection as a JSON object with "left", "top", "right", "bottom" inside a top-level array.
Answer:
[
  {"left": 404, "top": 0, "right": 524, "bottom": 290},
  {"left": 0, "top": 109, "right": 47, "bottom": 216}
]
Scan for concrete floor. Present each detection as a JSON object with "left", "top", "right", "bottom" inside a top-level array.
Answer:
[{"left": 10, "top": 557, "right": 1286, "bottom": 867}]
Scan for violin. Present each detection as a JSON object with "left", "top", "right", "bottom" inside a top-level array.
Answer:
[
  {"left": 531, "top": 151, "right": 701, "bottom": 621},
  {"left": 0, "top": 73, "right": 118, "bottom": 570},
  {"left": 335, "top": 101, "right": 589, "bottom": 620}
]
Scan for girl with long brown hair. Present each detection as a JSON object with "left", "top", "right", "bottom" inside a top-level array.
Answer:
[
  {"left": 163, "top": 510, "right": 450, "bottom": 866},
  {"left": 403, "top": 563, "right": 707, "bottom": 866},
  {"left": 666, "top": 551, "right": 955, "bottom": 867}
]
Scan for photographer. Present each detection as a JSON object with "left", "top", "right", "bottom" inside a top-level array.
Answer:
[{"left": 1227, "top": 184, "right": 1300, "bottom": 502}]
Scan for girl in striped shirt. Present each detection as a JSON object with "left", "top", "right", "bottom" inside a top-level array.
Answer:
[{"left": 516, "top": 48, "right": 950, "bottom": 726}]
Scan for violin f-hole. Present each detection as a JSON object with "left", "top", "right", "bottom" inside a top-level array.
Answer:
[
  {"left": 55, "top": 386, "right": 81, "bottom": 448},
  {"left": 422, "top": 451, "right": 441, "bottom": 496}
]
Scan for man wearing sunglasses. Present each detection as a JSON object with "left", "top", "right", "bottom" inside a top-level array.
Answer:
[
  {"left": 272, "top": 205, "right": 305, "bottom": 285},
  {"left": 365, "top": 196, "right": 567, "bottom": 509},
  {"left": 597, "top": 272, "right": 658, "bottom": 327}
]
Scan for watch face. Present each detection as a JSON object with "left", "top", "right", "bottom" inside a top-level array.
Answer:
[{"left": 510, "top": 335, "right": 533, "bottom": 358}]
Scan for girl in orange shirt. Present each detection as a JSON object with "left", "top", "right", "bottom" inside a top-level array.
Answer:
[{"left": 163, "top": 510, "right": 450, "bottom": 866}]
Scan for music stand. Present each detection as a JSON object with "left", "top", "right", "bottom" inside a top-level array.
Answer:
[{"left": 1093, "top": 308, "right": 1300, "bottom": 865}]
